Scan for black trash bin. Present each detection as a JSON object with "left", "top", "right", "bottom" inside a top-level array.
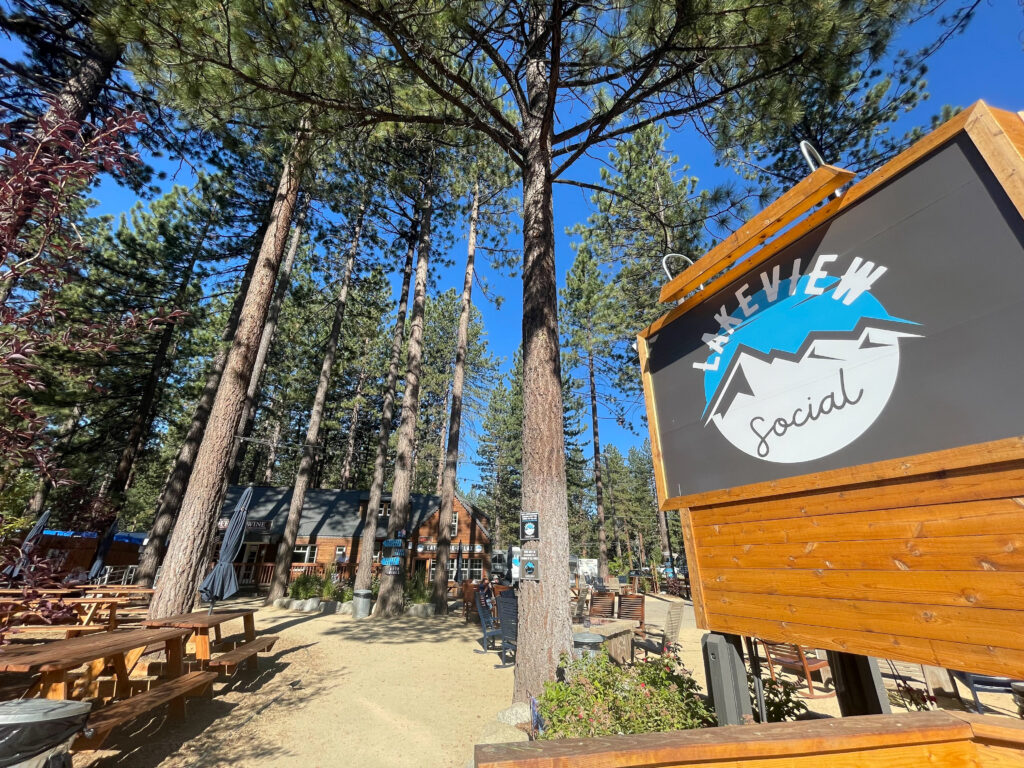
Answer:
[{"left": 0, "top": 699, "right": 92, "bottom": 768}]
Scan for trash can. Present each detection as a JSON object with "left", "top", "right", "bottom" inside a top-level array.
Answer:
[
  {"left": 0, "top": 699, "right": 92, "bottom": 768},
  {"left": 572, "top": 632, "right": 604, "bottom": 660},
  {"left": 352, "top": 588, "right": 373, "bottom": 619}
]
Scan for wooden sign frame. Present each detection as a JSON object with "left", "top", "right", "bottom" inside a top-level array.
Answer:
[{"left": 638, "top": 101, "right": 1024, "bottom": 678}]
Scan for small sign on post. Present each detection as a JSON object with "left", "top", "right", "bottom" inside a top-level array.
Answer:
[
  {"left": 382, "top": 532, "right": 404, "bottom": 576},
  {"left": 519, "top": 512, "right": 539, "bottom": 541},
  {"left": 521, "top": 549, "right": 540, "bottom": 581}
]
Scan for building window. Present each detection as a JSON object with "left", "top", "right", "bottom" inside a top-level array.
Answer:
[
  {"left": 430, "top": 555, "right": 483, "bottom": 582},
  {"left": 292, "top": 545, "right": 317, "bottom": 564},
  {"left": 335, "top": 546, "right": 347, "bottom": 563},
  {"left": 378, "top": 502, "right": 390, "bottom": 518},
  {"left": 450, "top": 509, "right": 458, "bottom": 538}
]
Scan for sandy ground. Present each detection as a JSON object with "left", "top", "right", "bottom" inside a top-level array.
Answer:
[
  {"left": 75, "top": 597, "right": 513, "bottom": 768},
  {"left": 73, "top": 594, "right": 1021, "bottom": 767}
]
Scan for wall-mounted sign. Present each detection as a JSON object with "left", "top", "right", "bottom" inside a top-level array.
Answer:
[
  {"left": 381, "top": 556, "right": 402, "bottom": 567},
  {"left": 519, "top": 512, "right": 539, "bottom": 541},
  {"left": 520, "top": 549, "right": 540, "bottom": 581},
  {"left": 218, "top": 519, "right": 272, "bottom": 531},
  {"left": 382, "top": 538, "right": 403, "bottom": 548}
]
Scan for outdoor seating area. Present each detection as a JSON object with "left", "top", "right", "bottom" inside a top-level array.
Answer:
[
  {"left": 0, "top": 2, "right": 1021, "bottom": 764},
  {"left": 0, "top": 602, "right": 280, "bottom": 754}
]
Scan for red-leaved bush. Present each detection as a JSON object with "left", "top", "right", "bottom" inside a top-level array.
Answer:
[{"left": 0, "top": 103, "right": 144, "bottom": 483}]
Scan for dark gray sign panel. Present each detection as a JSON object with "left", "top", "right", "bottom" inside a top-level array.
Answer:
[{"left": 646, "top": 135, "right": 1024, "bottom": 498}]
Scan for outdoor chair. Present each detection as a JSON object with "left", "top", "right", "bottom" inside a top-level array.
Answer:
[
  {"left": 633, "top": 602, "right": 684, "bottom": 661},
  {"left": 617, "top": 593, "right": 646, "bottom": 637},
  {"left": 474, "top": 592, "right": 501, "bottom": 653},
  {"left": 950, "top": 670, "right": 1024, "bottom": 713},
  {"left": 760, "top": 640, "right": 835, "bottom": 698},
  {"left": 461, "top": 581, "right": 476, "bottom": 619},
  {"left": 495, "top": 591, "right": 518, "bottom": 666},
  {"left": 571, "top": 587, "right": 590, "bottom": 624},
  {"left": 589, "top": 591, "right": 614, "bottom": 619}
]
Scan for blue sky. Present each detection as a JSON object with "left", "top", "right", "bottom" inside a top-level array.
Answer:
[{"left": 4, "top": 3, "right": 1023, "bottom": 493}]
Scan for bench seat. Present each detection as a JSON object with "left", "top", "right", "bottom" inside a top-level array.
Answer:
[
  {"left": 72, "top": 670, "right": 217, "bottom": 751},
  {"left": 207, "top": 636, "right": 278, "bottom": 674}
]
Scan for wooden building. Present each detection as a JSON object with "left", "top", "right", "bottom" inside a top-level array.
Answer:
[{"left": 217, "top": 485, "right": 492, "bottom": 588}]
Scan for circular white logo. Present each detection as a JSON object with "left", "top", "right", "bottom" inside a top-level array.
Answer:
[{"left": 699, "top": 266, "right": 919, "bottom": 464}]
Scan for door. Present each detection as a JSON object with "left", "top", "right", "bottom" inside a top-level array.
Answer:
[{"left": 239, "top": 543, "right": 262, "bottom": 585}]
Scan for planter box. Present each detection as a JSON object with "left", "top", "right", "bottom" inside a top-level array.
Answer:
[{"left": 405, "top": 603, "right": 435, "bottom": 617}]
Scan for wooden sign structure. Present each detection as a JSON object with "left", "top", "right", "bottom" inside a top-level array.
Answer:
[{"left": 638, "top": 101, "right": 1024, "bottom": 679}]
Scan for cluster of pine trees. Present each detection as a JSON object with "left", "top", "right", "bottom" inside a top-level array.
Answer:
[{"left": 0, "top": 0, "right": 980, "bottom": 699}]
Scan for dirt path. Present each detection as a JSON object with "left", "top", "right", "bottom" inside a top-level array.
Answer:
[{"left": 77, "top": 601, "right": 513, "bottom": 768}]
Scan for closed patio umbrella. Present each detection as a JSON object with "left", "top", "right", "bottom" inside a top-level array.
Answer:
[
  {"left": 87, "top": 519, "right": 118, "bottom": 582},
  {"left": 453, "top": 543, "right": 464, "bottom": 583},
  {"left": 4, "top": 510, "right": 50, "bottom": 580},
  {"left": 505, "top": 544, "right": 515, "bottom": 585},
  {"left": 199, "top": 486, "right": 253, "bottom": 613}
]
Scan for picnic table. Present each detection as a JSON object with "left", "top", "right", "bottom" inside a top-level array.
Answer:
[
  {"left": 0, "top": 626, "right": 217, "bottom": 749},
  {"left": 587, "top": 618, "right": 638, "bottom": 664},
  {"left": 0, "top": 596, "right": 129, "bottom": 632},
  {"left": 0, "top": 626, "right": 190, "bottom": 699},
  {"left": 143, "top": 609, "right": 275, "bottom": 673}
]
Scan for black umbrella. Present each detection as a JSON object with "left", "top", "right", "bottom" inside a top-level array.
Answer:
[
  {"left": 505, "top": 544, "right": 515, "bottom": 585},
  {"left": 199, "top": 486, "right": 253, "bottom": 613},
  {"left": 453, "top": 543, "right": 464, "bottom": 583},
  {"left": 4, "top": 510, "right": 50, "bottom": 580},
  {"left": 87, "top": 519, "right": 118, "bottom": 582}
]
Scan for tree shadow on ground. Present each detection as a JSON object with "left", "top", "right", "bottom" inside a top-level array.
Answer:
[
  {"left": 320, "top": 611, "right": 490, "bottom": 646},
  {"left": 81, "top": 660, "right": 342, "bottom": 767},
  {"left": 76, "top": 642, "right": 339, "bottom": 767}
]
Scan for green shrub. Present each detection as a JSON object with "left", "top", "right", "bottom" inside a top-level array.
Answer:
[
  {"left": 289, "top": 573, "right": 325, "bottom": 600},
  {"left": 748, "top": 674, "right": 808, "bottom": 722},
  {"left": 537, "top": 650, "right": 713, "bottom": 739},
  {"left": 405, "top": 578, "right": 432, "bottom": 605}
]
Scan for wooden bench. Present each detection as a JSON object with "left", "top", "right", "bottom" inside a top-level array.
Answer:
[
  {"left": 72, "top": 670, "right": 217, "bottom": 751},
  {"left": 207, "top": 635, "right": 278, "bottom": 675}
]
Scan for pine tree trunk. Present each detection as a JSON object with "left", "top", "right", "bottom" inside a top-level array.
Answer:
[
  {"left": 148, "top": 133, "right": 308, "bottom": 618},
  {"left": 230, "top": 201, "right": 309, "bottom": 483},
  {"left": 134, "top": 200, "right": 271, "bottom": 587},
  {"left": 432, "top": 181, "right": 478, "bottom": 613},
  {"left": 514, "top": 20, "right": 573, "bottom": 697},
  {"left": 433, "top": 384, "right": 451, "bottom": 496},
  {"left": 267, "top": 214, "right": 362, "bottom": 601},
  {"left": 26, "top": 407, "right": 81, "bottom": 517},
  {"left": 588, "top": 352, "right": 610, "bottom": 582},
  {"left": 353, "top": 217, "right": 419, "bottom": 593},
  {"left": 104, "top": 236, "right": 206, "bottom": 507},
  {"left": 377, "top": 185, "right": 434, "bottom": 617},
  {"left": 656, "top": 500, "right": 670, "bottom": 563},
  {"left": 263, "top": 417, "right": 281, "bottom": 485},
  {"left": 339, "top": 338, "right": 371, "bottom": 489}
]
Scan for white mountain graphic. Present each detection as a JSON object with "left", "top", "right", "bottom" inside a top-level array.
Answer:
[{"left": 706, "top": 320, "right": 919, "bottom": 463}]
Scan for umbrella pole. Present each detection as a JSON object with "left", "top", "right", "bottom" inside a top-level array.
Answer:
[{"left": 209, "top": 598, "right": 215, "bottom": 615}]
